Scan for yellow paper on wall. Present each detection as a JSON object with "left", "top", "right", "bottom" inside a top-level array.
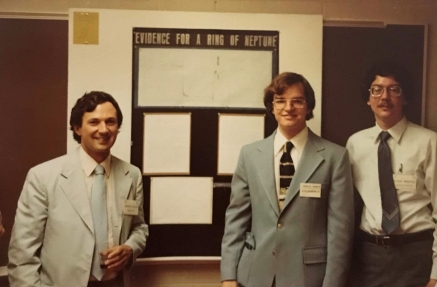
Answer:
[{"left": 73, "top": 12, "right": 99, "bottom": 45}]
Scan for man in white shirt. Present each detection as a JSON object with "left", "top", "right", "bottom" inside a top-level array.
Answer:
[
  {"left": 347, "top": 62, "right": 437, "bottom": 287},
  {"left": 221, "top": 72, "right": 354, "bottom": 287},
  {"left": 8, "top": 91, "right": 148, "bottom": 287}
]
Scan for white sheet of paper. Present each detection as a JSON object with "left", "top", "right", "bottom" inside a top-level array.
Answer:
[
  {"left": 150, "top": 177, "right": 213, "bottom": 224},
  {"left": 143, "top": 113, "right": 191, "bottom": 174},
  {"left": 137, "top": 48, "right": 272, "bottom": 108},
  {"left": 217, "top": 114, "right": 265, "bottom": 174}
]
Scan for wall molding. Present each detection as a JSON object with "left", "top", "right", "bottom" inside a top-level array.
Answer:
[{"left": 0, "top": 11, "right": 68, "bottom": 20}]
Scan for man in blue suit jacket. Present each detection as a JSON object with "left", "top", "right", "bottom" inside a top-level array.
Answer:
[{"left": 221, "top": 72, "right": 354, "bottom": 287}]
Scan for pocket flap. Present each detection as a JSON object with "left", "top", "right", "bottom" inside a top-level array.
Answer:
[
  {"left": 302, "top": 246, "right": 327, "bottom": 264},
  {"left": 244, "top": 232, "right": 256, "bottom": 250}
]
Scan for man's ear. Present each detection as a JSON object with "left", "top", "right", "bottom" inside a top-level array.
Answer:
[{"left": 73, "top": 126, "right": 82, "bottom": 136}]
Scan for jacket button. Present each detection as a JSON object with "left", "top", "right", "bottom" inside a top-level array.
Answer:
[
  {"left": 272, "top": 250, "right": 276, "bottom": 255},
  {"left": 277, "top": 223, "right": 283, "bottom": 229}
]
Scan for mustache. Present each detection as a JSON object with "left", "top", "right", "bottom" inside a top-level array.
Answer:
[
  {"left": 377, "top": 103, "right": 394, "bottom": 108},
  {"left": 377, "top": 100, "right": 394, "bottom": 108}
]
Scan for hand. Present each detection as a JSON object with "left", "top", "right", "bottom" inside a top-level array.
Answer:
[
  {"left": 101, "top": 244, "right": 133, "bottom": 272},
  {"left": 222, "top": 280, "right": 238, "bottom": 287},
  {"left": 425, "top": 279, "right": 437, "bottom": 287},
  {"left": 0, "top": 223, "right": 4, "bottom": 238}
]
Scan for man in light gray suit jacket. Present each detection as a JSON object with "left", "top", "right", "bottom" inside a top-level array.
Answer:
[
  {"left": 221, "top": 72, "right": 354, "bottom": 287},
  {"left": 8, "top": 91, "right": 148, "bottom": 287}
]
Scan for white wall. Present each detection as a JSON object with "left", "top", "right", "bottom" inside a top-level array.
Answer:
[{"left": 68, "top": 9, "right": 322, "bottom": 161}]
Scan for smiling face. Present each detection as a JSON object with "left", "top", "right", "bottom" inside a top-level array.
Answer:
[
  {"left": 273, "top": 83, "right": 310, "bottom": 139},
  {"left": 74, "top": 101, "right": 119, "bottom": 163},
  {"left": 367, "top": 75, "right": 405, "bottom": 130}
]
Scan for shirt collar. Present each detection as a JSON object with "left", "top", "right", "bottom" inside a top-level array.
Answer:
[
  {"left": 373, "top": 116, "right": 408, "bottom": 144},
  {"left": 274, "top": 126, "right": 308, "bottom": 155},
  {"left": 79, "top": 146, "right": 111, "bottom": 178}
]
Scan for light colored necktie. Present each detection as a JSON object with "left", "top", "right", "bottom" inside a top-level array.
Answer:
[
  {"left": 279, "top": 141, "right": 294, "bottom": 211},
  {"left": 91, "top": 164, "right": 108, "bottom": 280},
  {"left": 378, "top": 131, "right": 400, "bottom": 234}
]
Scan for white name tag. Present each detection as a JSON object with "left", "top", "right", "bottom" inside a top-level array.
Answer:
[
  {"left": 300, "top": 183, "right": 322, "bottom": 198},
  {"left": 393, "top": 174, "right": 416, "bottom": 192},
  {"left": 123, "top": 200, "right": 139, "bottom": 215}
]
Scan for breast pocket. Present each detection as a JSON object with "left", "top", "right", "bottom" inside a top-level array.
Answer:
[{"left": 302, "top": 246, "right": 327, "bottom": 287}]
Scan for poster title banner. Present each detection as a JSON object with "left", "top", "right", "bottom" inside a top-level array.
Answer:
[{"left": 133, "top": 28, "right": 279, "bottom": 50}]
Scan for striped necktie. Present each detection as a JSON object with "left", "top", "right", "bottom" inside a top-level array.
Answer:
[{"left": 279, "top": 141, "right": 294, "bottom": 211}]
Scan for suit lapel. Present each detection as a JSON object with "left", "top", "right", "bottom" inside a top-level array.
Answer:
[
  {"left": 112, "top": 157, "right": 133, "bottom": 245},
  {"left": 282, "top": 130, "right": 325, "bottom": 210},
  {"left": 60, "top": 151, "right": 94, "bottom": 233},
  {"left": 254, "top": 133, "right": 280, "bottom": 217}
]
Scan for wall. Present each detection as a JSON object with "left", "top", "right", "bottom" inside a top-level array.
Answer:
[
  {"left": 1, "top": 1, "right": 436, "bottom": 286},
  {"left": 67, "top": 9, "right": 322, "bottom": 161},
  {"left": 1, "top": 0, "right": 437, "bottom": 130}
]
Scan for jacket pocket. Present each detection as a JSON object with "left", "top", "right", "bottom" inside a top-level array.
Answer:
[
  {"left": 302, "top": 246, "right": 327, "bottom": 287},
  {"left": 237, "top": 232, "right": 256, "bottom": 286},
  {"left": 244, "top": 232, "right": 256, "bottom": 250}
]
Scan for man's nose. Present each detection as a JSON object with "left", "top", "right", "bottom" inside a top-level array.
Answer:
[
  {"left": 380, "top": 88, "right": 390, "bottom": 99},
  {"left": 284, "top": 100, "right": 295, "bottom": 110},
  {"left": 97, "top": 122, "right": 108, "bottom": 133}
]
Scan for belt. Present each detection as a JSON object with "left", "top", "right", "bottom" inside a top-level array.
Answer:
[{"left": 358, "top": 229, "right": 433, "bottom": 247}]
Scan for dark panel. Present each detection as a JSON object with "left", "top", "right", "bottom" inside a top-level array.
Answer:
[
  {"left": 0, "top": 19, "right": 68, "bottom": 266},
  {"left": 131, "top": 107, "right": 276, "bottom": 257},
  {"left": 322, "top": 25, "right": 424, "bottom": 146}
]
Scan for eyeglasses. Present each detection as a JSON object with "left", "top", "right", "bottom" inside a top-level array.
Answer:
[
  {"left": 369, "top": 85, "right": 402, "bottom": 97},
  {"left": 272, "top": 98, "right": 306, "bottom": 109}
]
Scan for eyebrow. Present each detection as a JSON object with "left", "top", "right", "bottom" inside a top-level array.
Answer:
[
  {"left": 87, "top": 116, "right": 117, "bottom": 121},
  {"left": 274, "top": 96, "right": 306, "bottom": 99}
]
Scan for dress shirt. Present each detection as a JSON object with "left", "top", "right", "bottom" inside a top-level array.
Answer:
[
  {"left": 347, "top": 117, "right": 437, "bottom": 277},
  {"left": 79, "top": 147, "right": 118, "bottom": 281},
  {"left": 274, "top": 127, "right": 308, "bottom": 199}
]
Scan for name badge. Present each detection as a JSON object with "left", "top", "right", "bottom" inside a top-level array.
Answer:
[
  {"left": 300, "top": 183, "right": 321, "bottom": 198},
  {"left": 393, "top": 174, "right": 416, "bottom": 192},
  {"left": 123, "top": 200, "right": 139, "bottom": 215}
]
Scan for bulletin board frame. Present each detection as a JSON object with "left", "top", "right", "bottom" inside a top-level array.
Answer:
[{"left": 131, "top": 27, "right": 279, "bottom": 257}]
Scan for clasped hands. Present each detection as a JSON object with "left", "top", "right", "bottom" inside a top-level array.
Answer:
[{"left": 100, "top": 244, "right": 133, "bottom": 272}]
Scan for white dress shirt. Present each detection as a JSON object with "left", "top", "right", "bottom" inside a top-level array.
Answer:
[
  {"left": 347, "top": 117, "right": 437, "bottom": 277},
  {"left": 274, "top": 127, "right": 308, "bottom": 199},
  {"left": 79, "top": 147, "right": 118, "bottom": 280}
]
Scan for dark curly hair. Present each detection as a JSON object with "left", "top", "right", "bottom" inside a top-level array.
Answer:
[
  {"left": 361, "top": 61, "right": 413, "bottom": 103},
  {"left": 69, "top": 91, "right": 123, "bottom": 143}
]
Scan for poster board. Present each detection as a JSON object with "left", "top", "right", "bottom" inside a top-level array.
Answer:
[{"left": 68, "top": 9, "right": 323, "bottom": 257}]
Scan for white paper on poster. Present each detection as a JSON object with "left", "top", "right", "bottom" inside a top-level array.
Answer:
[
  {"left": 218, "top": 114, "right": 265, "bottom": 174},
  {"left": 150, "top": 177, "right": 213, "bottom": 224},
  {"left": 143, "top": 113, "right": 191, "bottom": 174},
  {"left": 138, "top": 48, "right": 272, "bottom": 108}
]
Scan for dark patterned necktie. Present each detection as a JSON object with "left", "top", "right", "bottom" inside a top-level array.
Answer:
[
  {"left": 378, "top": 131, "right": 400, "bottom": 234},
  {"left": 279, "top": 141, "right": 294, "bottom": 211}
]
